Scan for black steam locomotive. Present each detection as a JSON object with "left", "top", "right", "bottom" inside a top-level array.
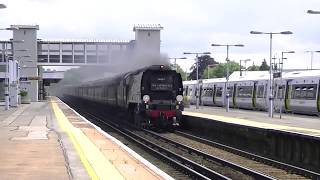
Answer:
[{"left": 63, "top": 65, "right": 184, "bottom": 129}]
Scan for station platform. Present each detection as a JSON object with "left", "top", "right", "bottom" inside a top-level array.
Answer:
[
  {"left": 0, "top": 97, "right": 171, "bottom": 180},
  {"left": 183, "top": 105, "right": 320, "bottom": 137}
]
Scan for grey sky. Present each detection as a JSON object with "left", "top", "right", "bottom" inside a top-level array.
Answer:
[{"left": 0, "top": 0, "right": 320, "bottom": 71}]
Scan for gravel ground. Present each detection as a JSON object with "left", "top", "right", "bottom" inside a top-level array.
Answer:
[{"left": 161, "top": 132, "right": 309, "bottom": 180}]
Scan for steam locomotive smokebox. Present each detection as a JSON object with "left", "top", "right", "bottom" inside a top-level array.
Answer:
[{"left": 181, "top": 115, "right": 320, "bottom": 173}]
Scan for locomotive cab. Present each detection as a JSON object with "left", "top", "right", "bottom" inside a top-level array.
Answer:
[{"left": 139, "top": 66, "right": 184, "bottom": 129}]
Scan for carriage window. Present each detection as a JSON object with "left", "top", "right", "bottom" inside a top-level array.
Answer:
[
  {"left": 183, "top": 87, "right": 189, "bottom": 96},
  {"left": 300, "top": 87, "right": 307, "bottom": 98},
  {"left": 277, "top": 86, "right": 285, "bottom": 99},
  {"left": 208, "top": 88, "right": 213, "bottom": 96},
  {"left": 257, "top": 85, "right": 264, "bottom": 98},
  {"left": 306, "top": 85, "right": 317, "bottom": 100},
  {"left": 203, "top": 88, "right": 213, "bottom": 97},
  {"left": 292, "top": 87, "right": 301, "bottom": 99},
  {"left": 291, "top": 84, "right": 317, "bottom": 99},
  {"left": 189, "top": 88, "right": 193, "bottom": 96},
  {"left": 216, "top": 87, "right": 223, "bottom": 97},
  {"left": 237, "top": 86, "right": 252, "bottom": 98}
]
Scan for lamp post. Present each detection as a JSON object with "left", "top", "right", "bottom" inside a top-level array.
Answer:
[
  {"left": 304, "top": 51, "right": 320, "bottom": 70},
  {"left": 279, "top": 51, "right": 294, "bottom": 119},
  {"left": 6, "top": 54, "right": 30, "bottom": 106},
  {"left": 240, "top": 59, "right": 251, "bottom": 76},
  {"left": 1, "top": 27, "right": 21, "bottom": 110},
  {"left": 211, "top": 43, "right": 244, "bottom": 112},
  {"left": 307, "top": 10, "right": 320, "bottom": 14},
  {"left": 183, "top": 52, "right": 211, "bottom": 109},
  {"left": 250, "top": 30, "right": 293, "bottom": 118},
  {"left": 169, "top": 57, "right": 187, "bottom": 71}
]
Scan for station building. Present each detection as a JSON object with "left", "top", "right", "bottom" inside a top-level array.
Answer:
[{"left": 0, "top": 24, "right": 163, "bottom": 103}]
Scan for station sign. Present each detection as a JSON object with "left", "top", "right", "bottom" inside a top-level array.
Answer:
[
  {"left": 19, "top": 76, "right": 41, "bottom": 81},
  {"left": 28, "top": 76, "right": 41, "bottom": 80},
  {"left": 20, "top": 77, "right": 28, "bottom": 81}
]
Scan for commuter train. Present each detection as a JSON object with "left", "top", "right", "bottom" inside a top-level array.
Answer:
[
  {"left": 183, "top": 70, "right": 320, "bottom": 115},
  {"left": 63, "top": 65, "right": 184, "bottom": 129}
]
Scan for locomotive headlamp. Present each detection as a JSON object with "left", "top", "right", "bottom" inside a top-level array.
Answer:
[
  {"left": 143, "top": 95, "right": 150, "bottom": 102},
  {"left": 176, "top": 95, "right": 183, "bottom": 102}
]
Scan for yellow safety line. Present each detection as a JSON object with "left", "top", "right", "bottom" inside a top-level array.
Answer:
[
  {"left": 51, "top": 100, "right": 124, "bottom": 180},
  {"left": 183, "top": 111, "right": 320, "bottom": 136}
]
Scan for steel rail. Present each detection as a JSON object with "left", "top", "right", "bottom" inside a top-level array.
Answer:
[
  {"left": 175, "top": 130, "right": 320, "bottom": 179},
  {"left": 143, "top": 129, "right": 275, "bottom": 180},
  {"left": 74, "top": 108, "right": 229, "bottom": 180}
]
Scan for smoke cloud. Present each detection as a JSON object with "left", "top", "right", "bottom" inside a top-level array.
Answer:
[{"left": 51, "top": 49, "right": 170, "bottom": 96}]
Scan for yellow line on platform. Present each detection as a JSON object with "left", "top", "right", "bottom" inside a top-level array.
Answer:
[
  {"left": 183, "top": 111, "right": 320, "bottom": 136},
  {"left": 51, "top": 100, "right": 124, "bottom": 180}
]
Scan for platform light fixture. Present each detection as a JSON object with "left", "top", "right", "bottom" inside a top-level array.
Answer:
[
  {"left": 169, "top": 57, "right": 187, "bottom": 71},
  {"left": 0, "top": 4, "right": 6, "bottom": 9},
  {"left": 278, "top": 51, "right": 295, "bottom": 119},
  {"left": 211, "top": 43, "right": 244, "bottom": 112},
  {"left": 307, "top": 10, "right": 320, "bottom": 14},
  {"left": 1, "top": 37, "right": 24, "bottom": 110},
  {"left": 240, "top": 59, "right": 251, "bottom": 76},
  {"left": 183, "top": 51, "right": 211, "bottom": 109},
  {"left": 250, "top": 30, "right": 293, "bottom": 118},
  {"left": 304, "top": 50, "right": 320, "bottom": 70}
]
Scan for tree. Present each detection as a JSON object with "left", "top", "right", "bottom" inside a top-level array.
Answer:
[
  {"left": 204, "top": 61, "right": 240, "bottom": 78},
  {"left": 259, "top": 59, "right": 269, "bottom": 71},
  {"left": 175, "top": 64, "right": 187, "bottom": 81},
  {"left": 188, "top": 55, "right": 218, "bottom": 80},
  {"left": 247, "top": 62, "right": 260, "bottom": 71}
]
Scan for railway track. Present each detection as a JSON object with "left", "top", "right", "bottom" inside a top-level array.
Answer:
[
  {"left": 63, "top": 97, "right": 318, "bottom": 179},
  {"left": 171, "top": 130, "right": 320, "bottom": 180},
  {"left": 62, "top": 98, "right": 273, "bottom": 179}
]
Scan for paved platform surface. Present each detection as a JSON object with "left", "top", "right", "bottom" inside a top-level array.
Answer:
[
  {"left": 0, "top": 98, "right": 171, "bottom": 180},
  {"left": 0, "top": 102, "right": 74, "bottom": 179},
  {"left": 184, "top": 105, "right": 320, "bottom": 137}
]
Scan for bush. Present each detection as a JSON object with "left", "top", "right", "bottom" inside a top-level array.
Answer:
[{"left": 20, "top": 90, "right": 28, "bottom": 97}]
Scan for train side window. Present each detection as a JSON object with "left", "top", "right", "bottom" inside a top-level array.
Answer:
[
  {"left": 300, "top": 87, "right": 307, "bottom": 98},
  {"left": 257, "top": 85, "right": 264, "bottom": 98},
  {"left": 208, "top": 88, "right": 213, "bottom": 96},
  {"left": 292, "top": 87, "right": 301, "bottom": 99},
  {"left": 277, "top": 86, "right": 285, "bottom": 99},
  {"left": 185, "top": 87, "right": 188, "bottom": 96},
  {"left": 183, "top": 87, "right": 188, "bottom": 96},
  {"left": 189, "top": 88, "right": 193, "bottom": 96},
  {"left": 292, "top": 84, "right": 317, "bottom": 100},
  {"left": 238, "top": 86, "right": 252, "bottom": 98},
  {"left": 216, "top": 87, "right": 222, "bottom": 97},
  {"left": 306, "top": 85, "right": 317, "bottom": 100},
  {"left": 202, "top": 88, "right": 207, "bottom": 96}
]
